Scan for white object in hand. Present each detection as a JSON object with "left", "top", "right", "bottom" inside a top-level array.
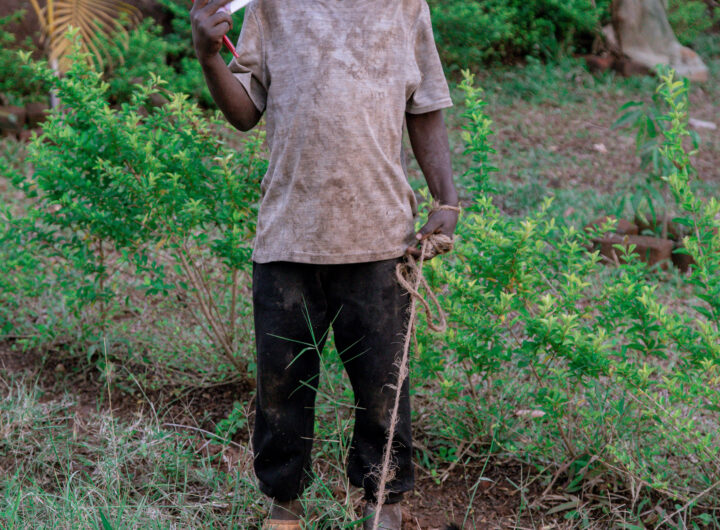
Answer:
[{"left": 220, "top": 0, "right": 252, "bottom": 14}]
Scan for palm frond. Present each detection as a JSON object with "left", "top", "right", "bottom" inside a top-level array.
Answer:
[{"left": 30, "top": 0, "right": 141, "bottom": 71}]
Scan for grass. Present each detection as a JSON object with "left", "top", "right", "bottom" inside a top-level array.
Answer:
[{"left": 2, "top": 32, "right": 720, "bottom": 529}]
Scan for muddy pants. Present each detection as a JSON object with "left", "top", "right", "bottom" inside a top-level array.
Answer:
[{"left": 252, "top": 258, "right": 413, "bottom": 504}]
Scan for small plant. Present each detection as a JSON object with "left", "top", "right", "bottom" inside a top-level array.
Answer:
[
  {"left": 12, "top": 47, "right": 266, "bottom": 376},
  {"left": 612, "top": 66, "right": 700, "bottom": 239},
  {"left": 416, "top": 69, "right": 720, "bottom": 526}
]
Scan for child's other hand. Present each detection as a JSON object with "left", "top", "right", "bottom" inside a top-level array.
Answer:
[
  {"left": 191, "top": 0, "right": 234, "bottom": 62},
  {"left": 405, "top": 208, "right": 459, "bottom": 260}
]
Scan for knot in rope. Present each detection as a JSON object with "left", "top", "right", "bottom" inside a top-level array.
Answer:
[{"left": 395, "top": 232, "right": 454, "bottom": 333}]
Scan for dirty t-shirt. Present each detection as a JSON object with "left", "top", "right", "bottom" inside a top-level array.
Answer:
[{"left": 229, "top": 0, "right": 452, "bottom": 264}]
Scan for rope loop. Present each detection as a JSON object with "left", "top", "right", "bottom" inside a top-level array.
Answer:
[
  {"left": 395, "top": 233, "right": 454, "bottom": 333},
  {"left": 373, "top": 204, "right": 459, "bottom": 529}
]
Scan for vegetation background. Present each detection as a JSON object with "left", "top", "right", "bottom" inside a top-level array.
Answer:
[{"left": 1, "top": 0, "right": 720, "bottom": 528}]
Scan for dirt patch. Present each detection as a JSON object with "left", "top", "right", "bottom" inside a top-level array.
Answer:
[
  {"left": 402, "top": 461, "right": 562, "bottom": 529},
  {"left": 1, "top": 341, "right": 575, "bottom": 528},
  {"left": 0, "top": 341, "right": 253, "bottom": 443}
]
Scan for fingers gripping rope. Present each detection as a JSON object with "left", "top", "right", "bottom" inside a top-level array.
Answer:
[
  {"left": 395, "top": 233, "right": 454, "bottom": 333},
  {"left": 372, "top": 206, "right": 458, "bottom": 529}
]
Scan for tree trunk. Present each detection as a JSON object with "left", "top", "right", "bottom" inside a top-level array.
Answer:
[{"left": 610, "top": 0, "right": 709, "bottom": 82}]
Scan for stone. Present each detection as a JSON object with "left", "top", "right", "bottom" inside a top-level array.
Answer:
[
  {"left": 596, "top": 233, "right": 674, "bottom": 268},
  {"left": 612, "top": 0, "right": 709, "bottom": 82},
  {"left": 585, "top": 55, "right": 615, "bottom": 73},
  {"left": 586, "top": 215, "right": 639, "bottom": 236},
  {"left": 25, "top": 102, "right": 49, "bottom": 128},
  {"left": 689, "top": 118, "right": 717, "bottom": 131},
  {"left": 0, "top": 105, "right": 26, "bottom": 133},
  {"left": 672, "top": 244, "right": 695, "bottom": 273},
  {"left": 147, "top": 92, "right": 169, "bottom": 108},
  {"left": 17, "top": 129, "right": 34, "bottom": 143},
  {"left": 614, "top": 56, "right": 653, "bottom": 77}
]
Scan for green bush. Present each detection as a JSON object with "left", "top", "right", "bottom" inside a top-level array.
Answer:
[
  {"left": 7, "top": 45, "right": 265, "bottom": 376},
  {"left": 103, "top": 19, "right": 179, "bottom": 105},
  {"left": 428, "top": 0, "right": 718, "bottom": 69},
  {"left": 428, "top": 0, "right": 610, "bottom": 68},
  {"left": 667, "top": 0, "right": 720, "bottom": 46},
  {"left": 415, "top": 70, "right": 720, "bottom": 525},
  {"left": 0, "top": 12, "right": 44, "bottom": 106}
]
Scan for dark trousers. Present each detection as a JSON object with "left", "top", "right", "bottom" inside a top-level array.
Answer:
[{"left": 251, "top": 258, "right": 413, "bottom": 504}]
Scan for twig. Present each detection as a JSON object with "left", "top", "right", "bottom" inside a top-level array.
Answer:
[
  {"left": 163, "top": 422, "right": 247, "bottom": 450},
  {"left": 229, "top": 268, "right": 238, "bottom": 348}
]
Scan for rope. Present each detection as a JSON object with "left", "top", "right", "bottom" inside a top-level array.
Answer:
[{"left": 371, "top": 204, "right": 459, "bottom": 529}]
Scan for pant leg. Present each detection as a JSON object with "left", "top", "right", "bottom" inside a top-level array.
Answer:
[
  {"left": 324, "top": 258, "right": 414, "bottom": 504},
  {"left": 252, "top": 261, "right": 330, "bottom": 502}
]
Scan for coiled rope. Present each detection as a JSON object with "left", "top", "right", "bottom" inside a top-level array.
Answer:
[{"left": 372, "top": 204, "right": 460, "bottom": 529}]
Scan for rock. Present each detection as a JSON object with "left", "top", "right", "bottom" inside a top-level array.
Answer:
[
  {"left": 147, "top": 92, "right": 169, "bottom": 108},
  {"left": 586, "top": 215, "right": 639, "bottom": 236},
  {"left": 0, "top": 105, "right": 27, "bottom": 133},
  {"left": 612, "top": 0, "right": 709, "bottom": 82},
  {"left": 633, "top": 216, "right": 689, "bottom": 241},
  {"left": 672, "top": 243, "right": 695, "bottom": 273},
  {"left": 614, "top": 56, "right": 653, "bottom": 77},
  {"left": 596, "top": 234, "right": 674, "bottom": 268},
  {"left": 25, "top": 102, "right": 49, "bottom": 128},
  {"left": 585, "top": 55, "right": 615, "bottom": 73},
  {"left": 689, "top": 118, "right": 717, "bottom": 131},
  {"left": 17, "top": 129, "right": 34, "bottom": 143}
]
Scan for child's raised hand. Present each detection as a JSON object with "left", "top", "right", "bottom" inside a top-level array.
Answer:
[{"left": 191, "top": 0, "right": 235, "bottom": 62}]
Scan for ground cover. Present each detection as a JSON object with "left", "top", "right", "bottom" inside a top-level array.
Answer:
[{"left": 1, "top": 30, "right": 719, "bottom": 530}]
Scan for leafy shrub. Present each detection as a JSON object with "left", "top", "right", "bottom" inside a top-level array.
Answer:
[
  {"left": 428, "top": 0, "right": 718, "bottom": 70},
  {"left": 0, "top": 12, "right": 44, "bottom": 106},
  {"left": 103, "top": 19, "right": 179, "bottom": 105},
  {"left": 9, "top": 46, "right": 266, "bottom": 375},
  {"left": 667, "top": 0, "right": 720, "bottom": 46},
  {"left": 416, "top": 70, "right": 720, "bottom": 525},
  {"left": 428, "top": 0, "right": 610, "bottom": 68},
  {"left": 611, "top": 66, "right": 703, "bottom": 239}
]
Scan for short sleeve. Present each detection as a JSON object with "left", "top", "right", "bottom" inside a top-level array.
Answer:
[
  {"left": 406, "top": 1, "right": 453, "bottom": 115},
  {"left": 228, "top": 5, "right": 268, "bottom": 113}
]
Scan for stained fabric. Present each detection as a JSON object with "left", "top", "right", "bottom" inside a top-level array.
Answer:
[
  {"left": 229, "top": 0, "right": 452, "bottom": 264},
  {"left": 252, "top": 259, "right": 413, "bottom": 503}
]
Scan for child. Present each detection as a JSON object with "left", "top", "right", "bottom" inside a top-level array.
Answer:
[{"left": 191, "top": 1, "right": 458, "bottom": 527}]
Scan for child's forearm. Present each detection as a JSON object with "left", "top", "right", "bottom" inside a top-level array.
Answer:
[
  {"left": 190, "top": 0, "right": 261, "bottom": 131},
  {"left": 406, "top": 110, "right": 458, "bottom": 206},
  {"left": 405, "top": 110, "right": 459, "bottom": 255},
  {"left": 200, "top": 54, "right": 262, "bottom": 131}
]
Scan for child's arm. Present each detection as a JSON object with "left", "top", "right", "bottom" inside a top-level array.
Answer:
[
  {"left": 406, "top": 109, "right": 459, "bottom": 258},
  {"left": 191, "top": 0, "right": 262, "bottom": 131}
]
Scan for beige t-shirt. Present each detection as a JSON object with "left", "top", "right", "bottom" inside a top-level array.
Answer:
[{"left": 229, "top": 0, "right": 452, "bottom": 264}]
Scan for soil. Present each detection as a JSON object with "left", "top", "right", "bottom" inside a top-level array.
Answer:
[{"left": 0, "top": 341, "right": 573, "bottom": 529}]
